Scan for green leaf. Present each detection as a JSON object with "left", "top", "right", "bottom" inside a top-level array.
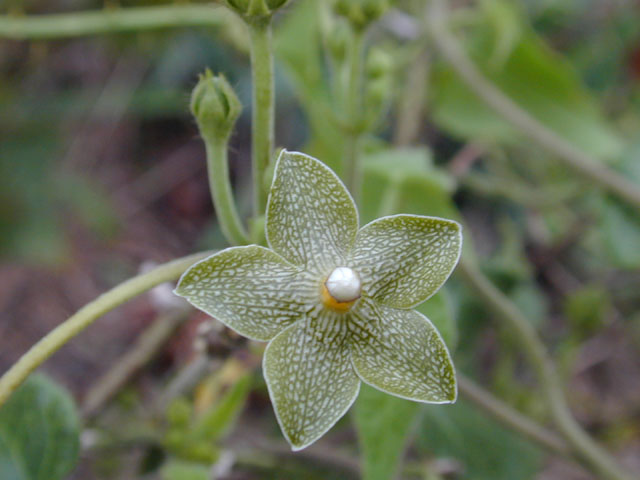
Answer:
[
  {"left": 263, "top": 313, "right": 360, "bottom": 450},
  {"left": 417, "top": 398, "right": 542, "bottom": 480},
  {"left": 350, "top": 215, "right": 462, "bottom": 309},
  {"left": 600, "top": 199, "right": 640, "bottom": 269},
  {"left": 266, "top": 151, "right": 359, "bottom": 272},
  {"left": 175, "top": 246, "right": 313, "bottom": 341},
  {"left": 353, "top": 384, "right": 420, "bottom": 480},
  {"left": 0, "top": 374, "right": 80, "bottom": 480},
  {"left": 430, "top": 6, "right": 624, "bottom": 159},
  {"left": 193, "top": 374, "right": 252, "bottom": 442},
  {"left": 350, "top": 298, "right": 456, "bottom": 403}
]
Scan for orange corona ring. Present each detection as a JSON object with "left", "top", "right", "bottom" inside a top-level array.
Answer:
[{"left": 321, "top": 267, "right": 361, "bottom": 312}]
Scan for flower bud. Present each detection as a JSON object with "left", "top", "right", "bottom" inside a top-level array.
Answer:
[
  {"left": 333, "top": 0, "right": 390, "bottom": 30},
  {"left": 190, "top": 69, "right": 242, "bottom": 141},
  {"left": 225, "top": 0, "right": 290, "bottom": 17},
  {"left": 366, "top": 47, "right": 393, "bottom": 79}
]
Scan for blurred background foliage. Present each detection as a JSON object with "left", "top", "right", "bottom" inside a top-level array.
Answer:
[{"left": 0, "top": 0, "right": 639, "bottom": 479}]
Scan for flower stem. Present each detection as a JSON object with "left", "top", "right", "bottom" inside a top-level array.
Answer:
[
  {"left": 343, "top": 29, "right": 365, "bottom": 200},
  {"left": 0, "top": 251, "right": 213, "bottom": 408},
  {"left": 457, "top": 258, "right": 634, "bottom": 480},
  {"left": 205, "top": 136, "right": 249, "bottom": 245},
  {"left": 247, "top": 16, "right": 275, "bottom": 216},
  {"left": 425, "top": 0, "right": 640, "bottom": 211},
  {"left": 0, "top": 5, "right": 234, "bottom": 39}
]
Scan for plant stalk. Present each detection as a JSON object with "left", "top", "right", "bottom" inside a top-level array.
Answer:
[
  {"left": 205, "top": 136, "right": 249, "bottom": 245},
  {"left": 247, "top": 16, "right": 275, "bottom": 216},
  {"left": 0, "top": 5, "right": 234, "bottom": 39},
  {"left": 457, "top": 258, "right": 634, "bottom": 480},
  {"left": 0, "top": 251, "right": 212, "bottom": 408},
  {"left": 343, "top": 29, "right": 365, "bottom": 200},
  {"left": 425, "top": 0, "right": 640, "bottom": 211}
]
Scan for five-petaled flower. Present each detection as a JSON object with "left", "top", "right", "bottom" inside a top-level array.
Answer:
[{"left": 175, "top": 151, "right": 462, "bottom": 450}]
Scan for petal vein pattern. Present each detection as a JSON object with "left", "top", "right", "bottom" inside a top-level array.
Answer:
[
  {"left": 350, "top": 215, "right": 462, "bottom": 308},
  {"left": 266, "top": 151, "right": 359, "bottom": 273},
  {"left": 175, "top": 246, "right": 314, "bottom": 341},
  {"left": 263, "top": 311, "right": 361, "bottom": 450},
  {"left": 349, "top": 298, "right": 457, "bottom": 403}
]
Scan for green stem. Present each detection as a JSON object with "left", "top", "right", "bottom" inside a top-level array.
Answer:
[
  {"left": 425, "top": 0, "right": 640, "bottom": 211},
  {"left": 343, "top": 29, "right": 365, "bottom": 200},
  {"left": 457, "top": 258, "right": 634, "bottom": 480},
  {"left": 0, "top": 251, "right": 212, "bottom": 408},
  {"left": 247, "top": 16, "right": 274, "bottom": 216},
  {"left": 0, "top": 5, "right": 235, "bottom": 39},
  {"left": 205, "top": 136, "right": 249, "bottom": 245},
  {"left": 458, "top": 374, "right": 569, "bottom": 456}
]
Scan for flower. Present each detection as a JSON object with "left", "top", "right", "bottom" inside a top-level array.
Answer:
[{"left": 175, "top": 151, "right": 462, "bottom": 450}]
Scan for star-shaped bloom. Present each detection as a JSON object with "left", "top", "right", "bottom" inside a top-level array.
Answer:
[{"left": 175, "top": 151, "right": 462, "bottom": 450}]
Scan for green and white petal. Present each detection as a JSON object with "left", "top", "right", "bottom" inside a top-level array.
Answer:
[
  {"left": 349, "top": 299, "right": 456, "bottom": 403},
  {"left": 350, "top": 214, "right": 462, "bottom": 309},
  {"left": 263, "top": 311, "right": 361, "bottom": 450},
  {"left": 175, "top": 246, "right": 314, "bottom": 341},
  {"left": 266, "top": 151, "right": 359, "bottom": 273}
]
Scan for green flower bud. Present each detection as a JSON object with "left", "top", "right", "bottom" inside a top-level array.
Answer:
[
  {"left": 326, "top": 22, "right": 350, "bottom": 63},
  {"left": 191, "top": 69, "right": 242, "bottom": 141},
  {"left": 225, "top": 0, "right": 290, "bottom": 17},
  {"left": 366, "top": 47, "right": 393, "bottom": 79},
  {"left": 333, "top": 0, "right": 390, "bottom": 30}
]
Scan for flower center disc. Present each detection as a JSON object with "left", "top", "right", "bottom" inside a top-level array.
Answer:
[{"left": 322, "top": 267, "right": 361, "bottom": 312}]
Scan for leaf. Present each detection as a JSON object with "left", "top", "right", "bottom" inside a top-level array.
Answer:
[
  {"left": 417, "top": 398, "right": 542, "bottom": 480},
  {"left": 192, "top": 374, "right": 252, "bottom": 442},
  {"left": 0, "top": 374, "right": 80, "bottom": 480},
  {"left": 430, "top": 4, "right": 624, "bottom": 160},
  {"left": 353, "top": 384, "right": 420, "bottom": 480}
]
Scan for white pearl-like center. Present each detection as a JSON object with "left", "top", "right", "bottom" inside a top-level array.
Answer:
[{"left": 325, "top": 267, "right": 361, "bottom": 303}]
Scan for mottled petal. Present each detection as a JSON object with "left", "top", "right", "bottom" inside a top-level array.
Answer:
[
  {"left": 263, "top": 310, "right": 361, "bottom": 450},
  {"left": 175, "top": 246, "right": 315, "bottom": 341},
  {"left": 350, "top": 215, "right": 462, "bottom": 309},
  {"left": 349, "top": 299, "right": 456, "bottom": 403},
  {"left": 266, "top": 151, "right": 359, "bottom": 274}
]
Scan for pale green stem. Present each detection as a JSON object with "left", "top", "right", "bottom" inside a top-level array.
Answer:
[
  {"left": 0, "top": 5, "right": 234, "bottom": 39},
  {"left": 457, "top": 258, "right": 634, "bottom": 480},
  {"left": 247, "top": 16, "right": 274, "bottom": 216},
  {"left": 204, "top": 136, "right": 249, "bottom": 245},
  {"left": 425, "top": 0, "right": 640, "bottom": 211},
  {"left": 343, "top": 29, "right": 365, "bottom": 200},
  {"left": 0, "top": 251, "right": 212, "bottom": 408}
]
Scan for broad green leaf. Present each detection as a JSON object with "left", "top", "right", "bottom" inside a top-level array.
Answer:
[
  {"left": 266, "top": 151, "right": 358, "bottom": 272},
  {"left": 350, "top": 215, "right": 462, "bottom": 309},
  {"left": 418, "top": 398, "right": 542, "bottom": 480},
  {"left": 161, "top": 461, "right": 210, "bottom": 480},
  {"left": 430, "top": 5, "right": 624, "bottom": 159},
  {"left": 350, "top": 298, "right": 456, "bottom": 403},
  {"left": 353, "top": 384, "right": 420, "bottom": 480},
  {"left": 600, "top": 199, "right": 640, "bottom": 269},
  {"left": 175, "top": 246, "right": 313, "bottom": 341},
  {"left": 263, "top": 313, "right": 360, "bottom": 450},
  {"left": 0, "top": 374, "right": 80, "bottom": 480}
]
